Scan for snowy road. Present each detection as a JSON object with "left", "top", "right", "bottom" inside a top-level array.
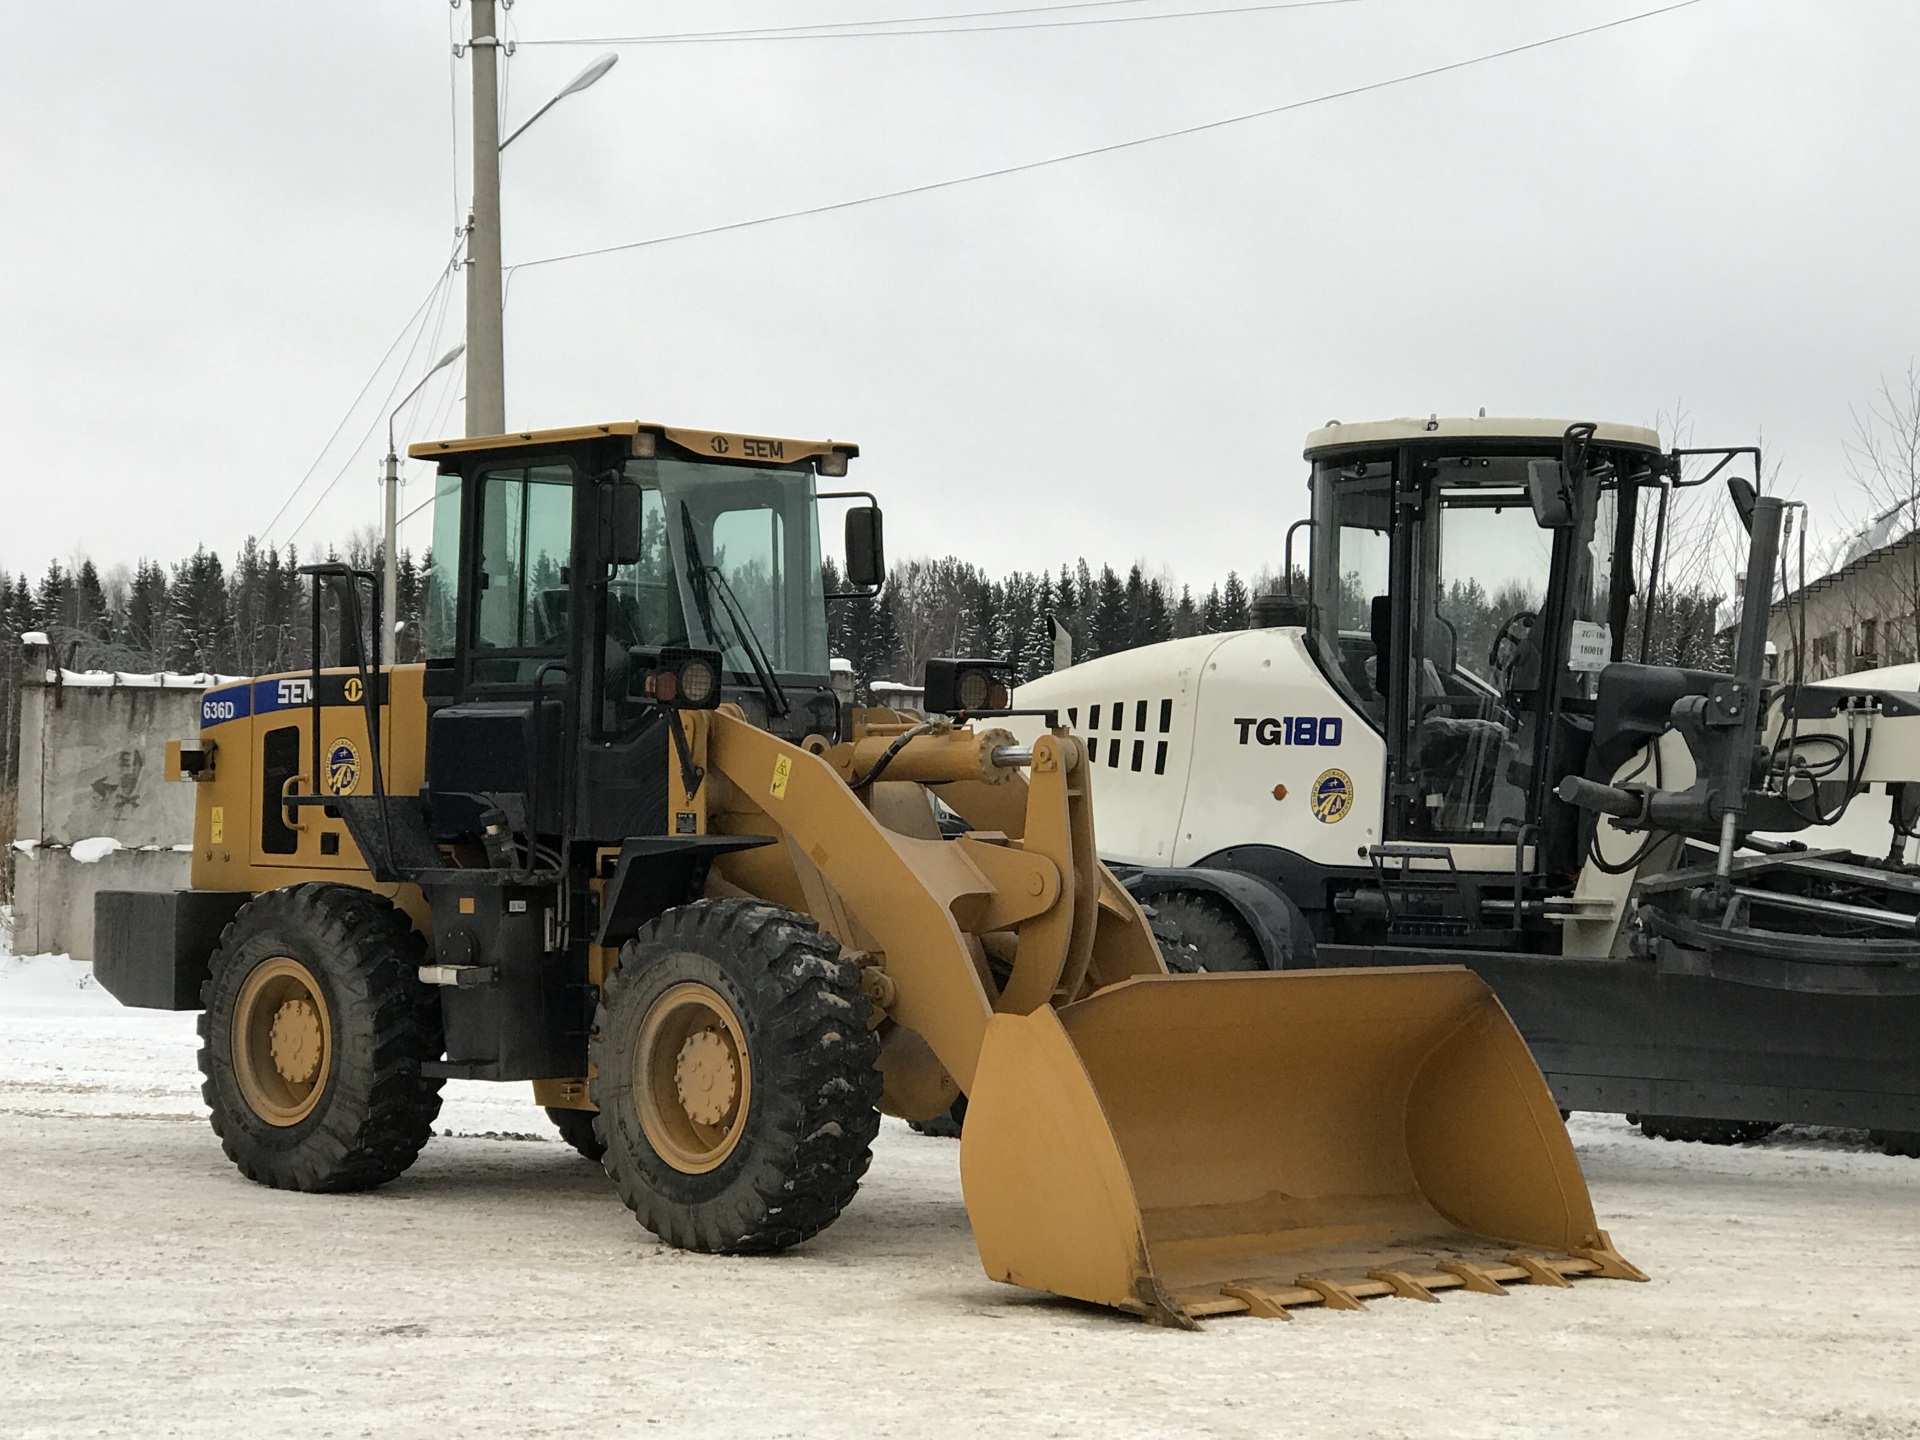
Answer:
[{"left": 3, "top": 950, "right": 1918, "bottom": 1439}]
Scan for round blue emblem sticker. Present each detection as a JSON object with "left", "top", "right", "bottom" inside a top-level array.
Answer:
[
  {"left": 1311, "top": 768, "right": 1352, "bottom": 823},
  {"left": 324, "top": 737, "right": 361, "bottom": 796}
]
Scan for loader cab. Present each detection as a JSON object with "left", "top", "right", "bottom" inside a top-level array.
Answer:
[
  {"left": 409, "top": 421, "right": 867, "bottom": 849},
  {"left": 1304, "top": 419, "right": 1662, "bottom": 864}
]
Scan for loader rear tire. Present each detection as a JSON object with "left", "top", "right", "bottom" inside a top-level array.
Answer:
[
  {"left": 546, "top": 1106, "right": 607, "bottom": 1162},
  {"left": 198, "top": 884, "right": 443, "bottom": 1192},
  {"left": 1150, "top": 892, "right": 1265, "bottom": 972},
  {"left": 590, "top": 899, "right": 882, "bottom": 1254},
  {"left": 1638, "top": 1115, "right": 1782, "bottom": 1146}
]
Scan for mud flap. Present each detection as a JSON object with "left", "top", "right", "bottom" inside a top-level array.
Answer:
[{"left": 958, "top": 965, "right": 1644, "bottom": 1324}]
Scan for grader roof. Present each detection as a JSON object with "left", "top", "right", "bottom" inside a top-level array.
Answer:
[
  {"left": 408, "top": 420, "right": 858, "bottom": 466},
  {"left": 1304, "top": 416, "right": 1662, "bottom": 455}
]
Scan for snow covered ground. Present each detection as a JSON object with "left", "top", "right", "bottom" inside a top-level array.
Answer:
[{"left": 3, "top": 948, "right": 1918, "bottom": 1439}]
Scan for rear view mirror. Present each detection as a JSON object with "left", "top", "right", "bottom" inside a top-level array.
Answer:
[
  {"left": 1526, "top": 460, "right": 1574, "bottom": 528},
  {"left": 600, "top": 479, "right": 646, "bottom": 567},
  {"left": 845, "top": 505, "right": 885, "bottom": 590},
  {"left": 1727, "top": 476, "right": 1758, "bottom": 535}
]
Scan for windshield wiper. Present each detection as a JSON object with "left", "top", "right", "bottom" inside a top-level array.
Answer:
[{"left": 678, "top": 503, "right": 790, "bottom": 719}]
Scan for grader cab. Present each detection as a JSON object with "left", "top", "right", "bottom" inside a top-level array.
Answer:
[{"left": 94, "top": 419, "right": 1641, "bottom": 1324}]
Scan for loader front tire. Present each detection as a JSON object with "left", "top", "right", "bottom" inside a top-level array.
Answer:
[
  {"left": 198, "top": 884, "right": 443, "bottom": 1192},
  {"left": 591, "top": 899, "right": 882, "bottom": 1254}
]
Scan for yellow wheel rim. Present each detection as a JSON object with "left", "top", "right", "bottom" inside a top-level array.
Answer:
[
  {"left": 232, "top": 956, "right": 333, "bottom": 1127},
  {"left": 635, "top": 981, "right": 752, "bottom": 1173}
]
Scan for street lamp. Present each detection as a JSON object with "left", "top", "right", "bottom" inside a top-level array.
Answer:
[
  {"left": 462, "top": 0, "right": 618, "bottom": 436},
  {"left": 501, "top": 52, "right": 619, "bottom": 151},
  {"left": 383, "top": 342, "right": 465, "bottom": 667}
]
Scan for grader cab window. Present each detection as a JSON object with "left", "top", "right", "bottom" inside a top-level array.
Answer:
[{"left": 473, "top": 463, "right": 574, "bottom": 684}]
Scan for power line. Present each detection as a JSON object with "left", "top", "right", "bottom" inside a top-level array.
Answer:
[
  {"left": 258, "top": 253, "right": 458, "bottom": 540},
  {"left": 523, "top": 0, "right": 1235, "bottom": 41},
  {"left": 518, "top": 0, "right": 1365, "bottom": 46},
  {"left": 283, "top": 260, "right": 461, "bottom": 545},
  {"left": 511, "top": 1, "right": 1703, "bottom": 275}
]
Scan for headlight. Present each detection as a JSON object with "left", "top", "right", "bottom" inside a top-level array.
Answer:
[{"left": 923, "top": 657, "right": 1014, "bottom": 716}]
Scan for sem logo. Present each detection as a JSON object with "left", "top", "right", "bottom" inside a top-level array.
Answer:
[
  {"left": 277, "top": 678, "right": 313, "bottom": 706},
  {"left": 1311, "top": 768, "right": 1353, "bottom": 824},
  {"left": 1233, "top": 716, "right": 1343, "bottom": 747},
  {"left": 709, "top": 435, "right": 731, "bottom": 455},
  {"left": 324, "top": 738, "right": 360, "bottom": 796},
  {"left": 343, "top": 676, "right": 364, "bottom": 703}
]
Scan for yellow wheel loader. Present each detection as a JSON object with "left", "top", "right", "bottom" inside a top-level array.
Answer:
[
  {"left": 92, "top": 419, "right": 1642, "bottom": 1324},
  {"left": 1013, "top": 418, "right": 1920, "bottom": 1158}
]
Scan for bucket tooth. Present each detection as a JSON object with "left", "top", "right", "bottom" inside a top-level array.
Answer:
[
  {"left": 1569, "top": 1230, "right": 1650, "bottom": 1282},
  {"left": 1438, "top": 1260, "right": 1509, "bottom": 1295},
  {"left": 1219, "top": 1284, "right": 1295, "bottom": 1320},
  {"left": 1296, "top": 1276, "right": 1366, "bottom": 1311},
  {"left": 1507, "top": 1253, "right": 1575, "bottom": 1288},
  {"left": 1368, "top": 1268, "right": 1441, "bottom": 1302}
]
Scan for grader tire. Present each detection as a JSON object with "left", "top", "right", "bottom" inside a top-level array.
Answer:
[
  {"left": 590, "top": 899, "right": 882, "bottom": 1254},
  {"left": 1150, "top": 892, "right": 1265, "bottom": 972},
  {"left": 909, "top": 1094, "right": 968, "bottom": 1139},
  {"left": 1869, "top": 1129, "right": 1920, "bottom": 1159},
  {"left": 1639, "top": 1115, "right": 1782, "bottom": 1146},
  {"left": 546, "top": 1106, "right": 607, "bottom": 1162},
  {"left": 198, "top": 884, "right": 443, "bottom": 1192}
]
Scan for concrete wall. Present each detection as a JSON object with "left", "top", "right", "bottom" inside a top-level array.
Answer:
[{"left": 10, "top": 636, "right": 224, "bottom": 960}]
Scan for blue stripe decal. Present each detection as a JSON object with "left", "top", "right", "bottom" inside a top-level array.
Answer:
[
  {"left": 201, "top": 676, "right": 327, "bottom": 729},
  {"left": 200, "top": 683, "right": 252, "bottom": 729}
]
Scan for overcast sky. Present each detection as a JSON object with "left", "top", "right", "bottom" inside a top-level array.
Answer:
[{"left": 4, "top": 1, "right": 1915, "bottom": 593}]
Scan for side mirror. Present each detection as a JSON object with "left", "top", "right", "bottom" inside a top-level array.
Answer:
[
  {"left": 1727, "top": 476, "right": 1758, "bottom": 535},
  {"left": 1526, "top": 460, "right": 1574, "bottom": 528},
  {"left": 845, "top": 505, "right": 885, "bottom": 591},
  {"left": 600, "top": 479, "right": 646, "bottom": 567}
]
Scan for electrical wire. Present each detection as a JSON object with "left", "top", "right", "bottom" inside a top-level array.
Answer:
[
  {"left": 508, "top": 1, "right": 1704, "bottom": 275},
  {"left": 521, "top": 0, "right": 1291, "bottom": 41},
  {"left": 282, "top": 256, "right": 461, "bottom": 545},
  {"left": 518, "top": 0, "right": 1368, "bottom": 46},
  {"left": 258, "top": 252, "right": 459, "bottom": 540}
]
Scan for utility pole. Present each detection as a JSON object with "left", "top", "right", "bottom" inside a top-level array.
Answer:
[{"left": 464, "top": 0, "right": 506, "bottom": 438}]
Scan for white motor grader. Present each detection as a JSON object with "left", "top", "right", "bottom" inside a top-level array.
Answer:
[{"left": 1010, "top": 417, "right": 1920, "bottom": 1155}]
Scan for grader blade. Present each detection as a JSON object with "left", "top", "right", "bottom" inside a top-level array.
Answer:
[{"left": 959, "top": 965, "right": 1644, "bottom": 1325}]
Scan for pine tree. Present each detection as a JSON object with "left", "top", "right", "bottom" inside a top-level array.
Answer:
[
  {"left": 1173, "top": 584, "right": 1200, "bottom": 638},
  {"left": 123, "top": 560, "right": 170, "bottom": 668},
  {"left": 35, "top": 560, "right": 69, "bottom": 631},
  {"left": 1123, "top": 565, "right": 1148, "bottom": 649},
  {"left": 1090, "top": 565, "right": 1129, "bottom": 657},
  {"left": 74, "top": 560, "right": 108, "bottom": 638},
  {"left": 169, "top": 547, "right": 229, "bottom": 674},
  {"left": 1220, "top": 571, "right": 1250, "bottom": 632}
]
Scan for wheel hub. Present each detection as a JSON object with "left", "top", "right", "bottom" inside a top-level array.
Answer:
[
  {"left": 231, "top": 955, "right": 332, "bottom": 1127},
  {"left": 633, "top": 980, "right": 753, "bottom": 1173},
  {"left": 269, "top": 999, "right": 323, "bottom": 1085},
  {"left": 674, "top": 1030, "right": 738, "bottom": 1127}
]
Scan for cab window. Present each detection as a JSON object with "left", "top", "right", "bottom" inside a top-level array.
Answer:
[{"left": 473, "top": 463, "right": 573, "bottom": 684}]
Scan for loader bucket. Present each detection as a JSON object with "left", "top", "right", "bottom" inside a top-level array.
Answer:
[{"left": 959, "top": 965, "right": 1644, "bottom": 1325}]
